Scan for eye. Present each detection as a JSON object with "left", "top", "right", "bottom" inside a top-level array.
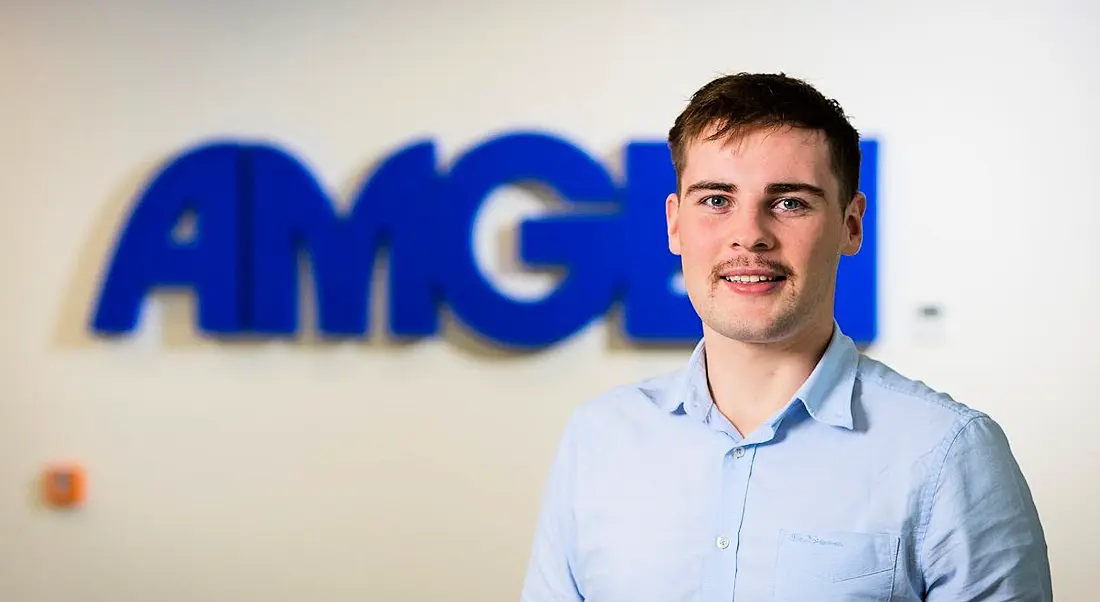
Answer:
[
  {"left": 774, "top": 197, "right": 808, "bottom": 212},
  {"left": 701, "top": 195, "right": 731, "bottom": 209}
]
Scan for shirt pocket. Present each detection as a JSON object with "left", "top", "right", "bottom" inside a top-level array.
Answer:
[{"left": 773, "top": 529, "right": 900, "bottom": 602}]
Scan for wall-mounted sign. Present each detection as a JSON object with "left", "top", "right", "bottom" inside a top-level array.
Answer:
[{"left": 89, "top": 132, "right": 878, "bottom": 348}]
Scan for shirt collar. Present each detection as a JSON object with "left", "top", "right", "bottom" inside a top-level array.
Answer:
[
  {"left": 794, "top": 325, "right": 859, "bottom": 429},
  {"left": 660, "top": 323, "right": 860, "bottom": 430}
]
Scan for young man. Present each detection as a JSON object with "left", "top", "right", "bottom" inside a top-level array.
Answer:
[{"left": 519, "top": 73, "right": 1052, "bottom": 601}]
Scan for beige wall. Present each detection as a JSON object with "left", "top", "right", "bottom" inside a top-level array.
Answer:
[{"left": 2, "top": 0, "right": 1097, "bottom": 600}]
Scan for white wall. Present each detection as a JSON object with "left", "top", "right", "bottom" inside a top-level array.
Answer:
[{"left": 2, "top": 0, "right": 1097, "bottom": 600}]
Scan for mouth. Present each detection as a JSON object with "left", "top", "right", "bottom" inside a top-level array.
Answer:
[
  {"left": 720, "top": 274, "right": 786, "bottom": 284},
  {"left": 717, "top": 271, "right": 788, "bottom": 295}
]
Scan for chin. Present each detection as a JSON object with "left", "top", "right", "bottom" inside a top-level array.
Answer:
[
  {"left": 705, "top": 319, "right": 786, "bottom": 344},
  {"left": 703, "top": 305, "right": 805, "bottom": 344},
  {"left": 720, "top": 326, "right": 790, "bottom": 344}
]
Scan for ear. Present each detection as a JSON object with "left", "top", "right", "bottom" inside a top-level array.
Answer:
[
  {"left": 666, "top": 192, "right": 682, "bottom": 256},
  {"left": 840, "top": 191, "right": 866, "bottom": 256}
]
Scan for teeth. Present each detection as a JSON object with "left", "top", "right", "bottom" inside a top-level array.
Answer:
[{"left": 723, "top": 275, "right": 777, "bottom": 283}]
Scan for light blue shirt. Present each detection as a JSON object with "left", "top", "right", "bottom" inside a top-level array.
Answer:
[{"left": 520, "top": 325, "right": 1052, "bottom": 601}]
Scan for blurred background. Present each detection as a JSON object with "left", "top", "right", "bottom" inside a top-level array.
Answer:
[{"left": 2, "top": 0, "right": 1097, "bottom": 600}]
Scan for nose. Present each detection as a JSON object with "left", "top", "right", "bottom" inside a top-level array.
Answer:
[{"left": 727, "top": 206, "right": 776, "bottom": 251}]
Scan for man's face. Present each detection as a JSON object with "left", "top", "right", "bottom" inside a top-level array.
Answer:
[{"left": 666, "top": 124, "right": 865, "bottom": 345}]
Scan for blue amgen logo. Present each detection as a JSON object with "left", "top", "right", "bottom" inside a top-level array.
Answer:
[{"left": 88, "top": 131, "right": 879, "bottom": 349}]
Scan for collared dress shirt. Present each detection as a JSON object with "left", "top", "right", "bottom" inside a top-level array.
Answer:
[{"left": 520, "top": 325, "right": 1052, "bottom": 601}]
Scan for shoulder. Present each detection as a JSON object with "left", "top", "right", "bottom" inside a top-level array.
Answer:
[
  {"left": 871, "top": 354, "right": 1055, "bottom": 596},
  {"left": 573, "top": 369, "right": 681, "bottom": 418},
  {"left": 856, "top": 353, "right": 981, "bottom": 418},
  {"left": 854, "top": 352, "right": 994, "bottom": 442},
  {"left": 558, "top": 369, "right": 685, "bottom": 440},
  {"left": 853, "top": 353, "right": 1027, "bottom": 492}
]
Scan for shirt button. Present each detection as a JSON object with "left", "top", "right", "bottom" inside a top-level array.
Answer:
[
  {"left": 733, "top": 447, "right": 745, "bottom": 458},
  {"left": 716, "top": 536, "right": 731, "bottom": 549}
]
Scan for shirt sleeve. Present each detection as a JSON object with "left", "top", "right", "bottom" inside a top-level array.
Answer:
[
  {"left": 920, "top": 415, "right": 1053, "bottom": 601},
  {"left": 519, "top": 417, "right": 584, "bottom": 602}
]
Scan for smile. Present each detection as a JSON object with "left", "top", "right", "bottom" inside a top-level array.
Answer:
[{"left": 721, "top": 275, "right": 785, "bottom": 283}]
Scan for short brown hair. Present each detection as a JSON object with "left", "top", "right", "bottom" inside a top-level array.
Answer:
[{"left": 667, "top": 72, "right": 862, "bottom": 207}]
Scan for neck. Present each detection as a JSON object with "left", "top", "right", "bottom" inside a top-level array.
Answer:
[{"left": 703, "top": 318, "right": 835, "bottom": 437}]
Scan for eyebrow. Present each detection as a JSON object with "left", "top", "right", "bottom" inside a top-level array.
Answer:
[
  {"left": 684, "top": 180, "right": 736, "bottom": 196},
  {"left": 683, "top": 180, "right": 828, "bottom": 200},
  {"left": 767, "top": 182, "right": 828, "bottom": 200}
]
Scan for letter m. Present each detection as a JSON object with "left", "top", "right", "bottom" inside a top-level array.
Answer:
[{"left": 90, "top": 140, "right": 439, "bottom": 338}]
